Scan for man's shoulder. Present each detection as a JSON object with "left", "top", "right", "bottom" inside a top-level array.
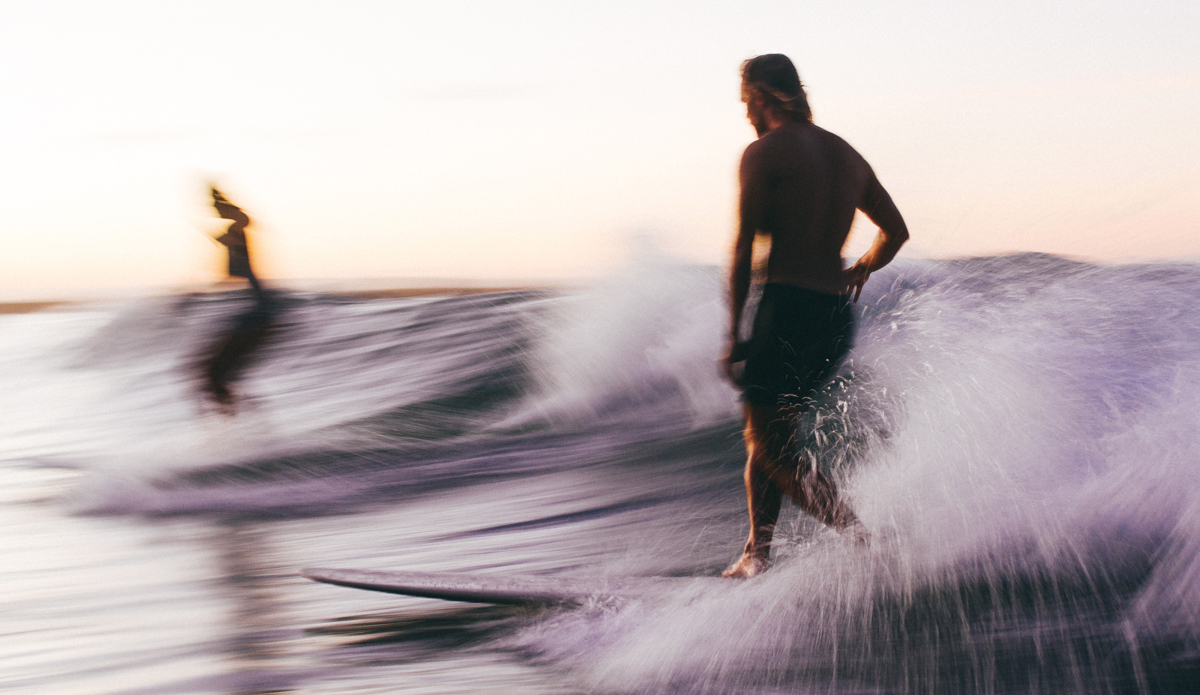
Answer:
[
  {"left": 741, "top": 134, "right": 770, "bottom": 156},
  {"left": 752, "top": 123, "right": 854, "bottom": 151},
  {"left": 806, "top": 125, "right": 860, "bottom": 157},
  {"left": 740, "top": 135, "right": 774, "bottom": 173},
  {"left": 741, "top": 127, "right": 793, "bottom": 164},
  {"left": 743, "top": 123, "right": 872, "bottom": 177},
  {"left": 745, "top": 124, "right": 847, "bottom": 160}
]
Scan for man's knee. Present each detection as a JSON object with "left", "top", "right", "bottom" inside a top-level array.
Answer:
[
  {"left": 749, "top": 441, "right": 803, "bottom": 490},
  {"left": 760, "top": 426, "right": 796, "bottom": 464}
]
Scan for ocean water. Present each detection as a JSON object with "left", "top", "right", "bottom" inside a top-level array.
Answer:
[{"left": 2, "top": 253, "right": 1199, "bottom": 694}]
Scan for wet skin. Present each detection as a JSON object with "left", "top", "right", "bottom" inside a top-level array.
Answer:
[{"left": 722, "top": 86, "right": 908, "bottom": 578}]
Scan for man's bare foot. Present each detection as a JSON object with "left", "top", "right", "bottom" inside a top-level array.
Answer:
[{"left": 722, "top": 554, "right": 767, "bottom": 578}]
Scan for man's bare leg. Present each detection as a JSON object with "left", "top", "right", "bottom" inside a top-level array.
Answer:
[
  {"left": 722, "top": 417, "right": 784, "bottom": 578},
  {"left": 723, "top": 403, "right": 865, "bottom": 578}
]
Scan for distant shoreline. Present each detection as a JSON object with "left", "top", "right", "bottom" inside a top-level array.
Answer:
[
  {"left": 0, "top": 301, "right": 74, "bottom": 315},
  {"left": 0, "top": 286, "right": 549, "bottom": 315}
]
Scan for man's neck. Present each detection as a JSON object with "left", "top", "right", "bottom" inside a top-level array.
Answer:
[{"left": 761, "top": 108, "right": 793, "bottom": 135}]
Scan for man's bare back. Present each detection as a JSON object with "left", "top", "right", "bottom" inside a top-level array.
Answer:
[
  {"left": 741, "top": 123, "right": 903, "bottom": 295},
  {"left": 722, "top": 54, "right": 908, "bottom": 578}
]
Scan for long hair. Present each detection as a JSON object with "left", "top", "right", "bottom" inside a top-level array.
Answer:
[{"left": 741, "top": 54, "right": 812, "bottom": 123}]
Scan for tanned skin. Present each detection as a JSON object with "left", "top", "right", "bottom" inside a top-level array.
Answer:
[{"left": 721, "top": 85, "right": 908, "bottom": 578}]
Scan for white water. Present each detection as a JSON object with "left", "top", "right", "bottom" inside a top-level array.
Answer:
[{"left": 2, "top": 253, "right": 1199, "bottom": 693}]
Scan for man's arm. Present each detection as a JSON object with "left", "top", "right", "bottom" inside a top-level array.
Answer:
[
  {"left": 846, "top": 167, "right": 908, "bottom": 301},
  {"left": 725, "top": 145, "right": 768, "bottom": 373}
]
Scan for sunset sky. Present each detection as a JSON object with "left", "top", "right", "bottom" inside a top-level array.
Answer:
[{"left": 1, "top": 0, "right": 1197, "bottom": 299}]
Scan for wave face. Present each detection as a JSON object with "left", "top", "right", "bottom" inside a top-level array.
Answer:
[{"left": 3, "top": 253, "right": 1200, "bottom": 693}]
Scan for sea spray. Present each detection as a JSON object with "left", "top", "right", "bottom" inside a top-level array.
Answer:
[
  {"left": 2, "top": 254, "right": 1199, "bottom": 692},
  {"left": 512, "top": 254, "right": 1200, "bottom": 694}
]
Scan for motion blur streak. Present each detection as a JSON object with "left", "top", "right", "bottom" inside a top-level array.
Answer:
[{"left": 1, "top": 253, "right": 1198, "bottom": 693}]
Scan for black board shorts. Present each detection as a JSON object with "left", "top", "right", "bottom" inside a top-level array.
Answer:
[{"left": 740, "top": 283, "right": 854, "bottom": 408}]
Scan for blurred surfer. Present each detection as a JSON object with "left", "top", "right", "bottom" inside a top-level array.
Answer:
[
  {"left": 721, "top": 55, "right": 908, "bottom": 578},
  {"left": 201, "top": 186, "right": 276, "bottom": 412},
  {"left": 211, "top": 186, "right": 263, "bottom": 299}
]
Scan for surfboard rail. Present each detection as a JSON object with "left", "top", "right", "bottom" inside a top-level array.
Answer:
[{"left": 301, "top": 567, "right": 725, "bottom": 606}]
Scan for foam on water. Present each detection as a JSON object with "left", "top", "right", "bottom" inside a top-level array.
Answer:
[
  {"left": 509, "top": 255, "right": 1200, "bottom": 693},
  {"left": 3, "top": 253, "right": 1200, "bottom": 692},
  {"left": 518, "top": 257, "right": 735, "bottom": 428},
  {"left": 2, "top": 290, "right": 544, "bottom": 474}
]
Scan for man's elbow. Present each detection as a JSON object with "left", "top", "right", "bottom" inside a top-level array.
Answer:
[{"left": 885, "top": 224, "right": 909, "bottom": 247}]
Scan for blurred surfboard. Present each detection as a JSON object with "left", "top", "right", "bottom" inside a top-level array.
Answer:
[{"left": 300, "top": 567, "right": 726, "bottom": 606}]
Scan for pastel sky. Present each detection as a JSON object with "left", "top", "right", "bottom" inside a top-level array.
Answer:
[{"left": 1, "top": 0, "right": 1197, "bottom": 299}]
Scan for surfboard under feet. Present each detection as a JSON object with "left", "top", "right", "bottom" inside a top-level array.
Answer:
[{"left": 301, "top": 567, "right": 727, "bottom": 606}]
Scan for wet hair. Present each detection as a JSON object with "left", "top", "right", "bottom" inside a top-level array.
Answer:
[{"left": 741, "top": 54, "right": 812, "bottom": 122}]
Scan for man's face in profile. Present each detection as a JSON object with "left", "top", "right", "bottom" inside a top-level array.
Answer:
[{"left": 742, "top": 84, "right": 767, "bottom": 136}]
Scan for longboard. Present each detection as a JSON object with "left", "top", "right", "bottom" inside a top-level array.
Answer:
[{"left": 301, "top": 567, "right": 727, "bottom": 606}]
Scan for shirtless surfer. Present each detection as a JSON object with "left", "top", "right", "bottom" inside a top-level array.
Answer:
[
  {"left": 211, "top": 187, "right": 263, "bottom": 299},
  {"left": 721, "top": 55, "right": 909, "bottom": 578},
  {"left": 201, "top": 186, "right": 275, "bottom": 411}
]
